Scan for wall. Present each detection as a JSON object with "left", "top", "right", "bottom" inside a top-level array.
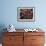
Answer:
[
  {"left": 0, "top": 0, "right": 46, "bottom": 29},
  {"left": 0, "top": 0, "right": 46, "bottom": 44}
]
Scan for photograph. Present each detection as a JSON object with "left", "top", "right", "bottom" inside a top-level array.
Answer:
[
  {"left": 0, "top": 0, "right": 45, "bottom": 46},
  {"left": 17, "top": 7, "right": 35, "bottom": 22}
]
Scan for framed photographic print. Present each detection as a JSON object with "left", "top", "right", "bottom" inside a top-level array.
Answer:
[{"left": 17, "top": 7, "right": 35, "bottom": 22}]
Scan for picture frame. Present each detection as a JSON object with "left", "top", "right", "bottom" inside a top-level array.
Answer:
[{"left": 17, "top": 7, "right": 35, "bottom": 22}]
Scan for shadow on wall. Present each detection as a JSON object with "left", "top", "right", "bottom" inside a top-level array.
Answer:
[{"left": 0, "top": 24, "right": 7, "bottom": 43}]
